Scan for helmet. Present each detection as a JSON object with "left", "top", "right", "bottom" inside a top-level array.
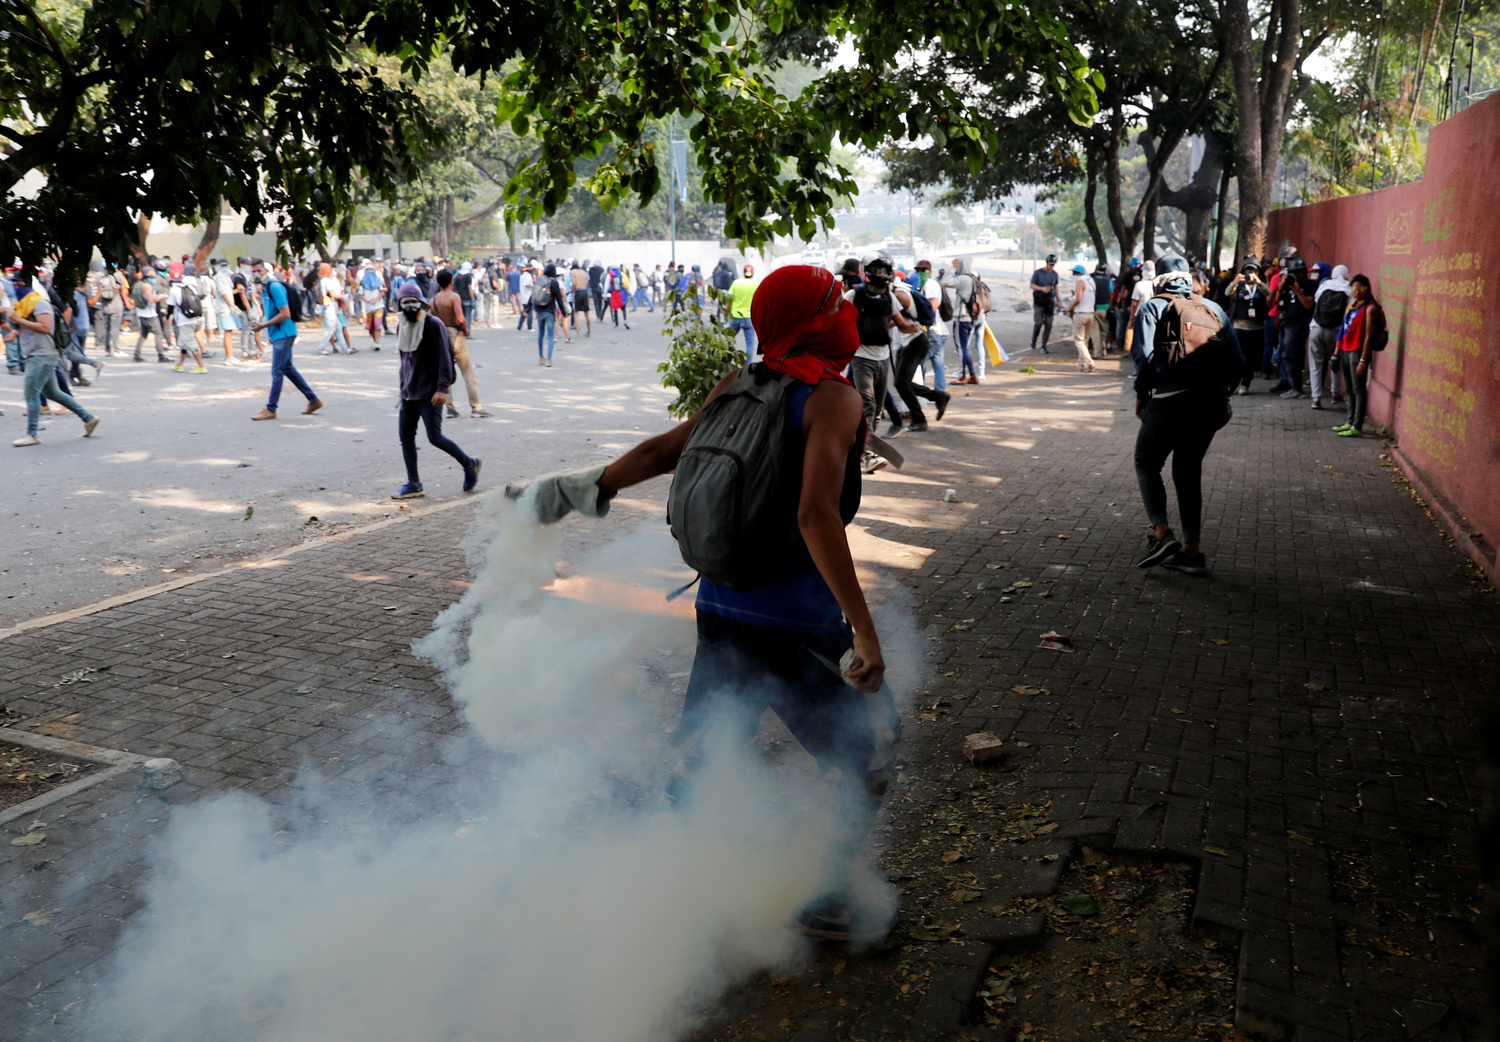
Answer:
[{"left": 1046, "top": 253, "right": 1058, "bottom": 265}]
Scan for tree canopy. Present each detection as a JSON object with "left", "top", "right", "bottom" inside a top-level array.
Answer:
[{"left": 1, "top": 0, "right": 1098, "bottom": 277}]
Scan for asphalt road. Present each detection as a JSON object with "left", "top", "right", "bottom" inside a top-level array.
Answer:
[{"left": 0, "top": 304, "right": 680, "bottom": 629}]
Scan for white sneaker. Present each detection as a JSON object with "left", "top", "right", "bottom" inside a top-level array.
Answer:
[{"left": 13, "top": 434, "right": 40, "bottom": 447}]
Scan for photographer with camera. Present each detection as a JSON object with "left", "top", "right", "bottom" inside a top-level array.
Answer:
[
  {"left": 1225, "top": 260, "right": 1269, "bottom": 395},
  {"left": 1274, "top": 256, "right": 1315, "bottom": 399}
]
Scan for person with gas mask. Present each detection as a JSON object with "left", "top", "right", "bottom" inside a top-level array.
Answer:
[
  {"left": 249, "top": 258, "right": 321, "bottom": 421},
  {"left": 391, "top": 283, "right": 481, "bottom": 500},
  {"left": 845, "top": 255, "right": 919, "bottom": 472}
]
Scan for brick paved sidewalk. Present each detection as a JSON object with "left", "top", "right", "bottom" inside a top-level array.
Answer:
[{"left": 1, "top": 354, "right": 1495, "bottom": 1041}]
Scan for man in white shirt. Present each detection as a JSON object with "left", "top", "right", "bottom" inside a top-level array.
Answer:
[
  {"left": 516, "top": 264, "right": 535, "bottom": 331},
  {"left": 1123, "top": 259, "right": 1157, "bottom": 355},
  {"left": 1064, "top": 263, "right": 1097, "bottom": 372},
  {"left": 918, "top": 261, "right": 948, "bottom": 393},
  {"left": 211, "top": 260, "right": 242, "bottom": 364}
]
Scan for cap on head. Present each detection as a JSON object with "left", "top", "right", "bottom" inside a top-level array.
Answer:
[
  {"left": 397, "top": 282, "right": 426, "bottom": 303},
  {"left": 1046, "top": 253, "right": 1058, "bottom": 265},
  {"left": 841, "top": 257, "right": 861, "bottom": 274},
  {"left": 743, "top": 264, "right": 754, "bottom": 277},
  {"left": 915, "top": 260, "right": 932, "bottom": 271},
  {"left": 1072, "top": 264, "right": 1086, "bottom": 274}
]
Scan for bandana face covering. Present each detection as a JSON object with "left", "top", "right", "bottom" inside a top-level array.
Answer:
[{"left": 397, "top": 304, "right": 425, "bottom": 353}]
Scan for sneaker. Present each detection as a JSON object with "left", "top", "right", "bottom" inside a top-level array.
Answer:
[
  {"left": 72, "top": 376, "right": 92, "bottom": 387},
  {"left": 392, "top": 481, "right": 425, "bottom": 500},
  {"left": 251, "top": 408, "right": 277, "bottom": 421},
  {"left": 463, "top": 458, "right": 482, "bottom": 493},
  {"left": 1236, "top": 385, "right": 1249, "bottom": 396},
  {"left": 1338, "top": 427, "right": 1363, "bottom": 437},
  {"left": 1162, "top": 550, "right": 1210, "bottom": 575},
  {"left": 906, "top": 420, "right": 929, "bottom": 433},
  {"left": 1331, "top": 394, "right": 1346, "bottom": 404},
  {"left": 935, "top": 392, "right": 952, "bottom": 421},
  {"left": 537, "top": 356, "right": 546, "bottom": 365},
  {"left": 860, "top": 451, "right": 888, "bottom": 475},
  {"left": 546, "top": 360, "right": 553, "bottom": 367},
  {"left": 83, "top": 417, "right": 100, "bottom": 438},
  {"left": 171, "top": 363, "right": 184, "bottom": 371},
  {"left": 190, "top": 365, "right": 208, "bottom": 373},
  {"left": 1310, "top": 399, "right": 1323, "bottom": 410},
  {"left": 884, "top": 422, "right": 906, "bottom": 438},
  {"left": 1137, "top": 528, "right": 1183, "bottom": 569},
  {"left": 794, "top": 894, "right": 895, "bottom": 946},
  {"left": 446, "top": 406, "right": 460, "bottom": 419},
  {"left": 1332, "top": 422, "right": 1352, "bottom": 432},
  {"left": 1279, "top": 389, "right": 1304, "bottom": 399},
  {"left": 13, "top": 434, "right": 40, "bottom": 447},
  {"left": 471, "top": 408, "right": 492, "bottom": 418}
]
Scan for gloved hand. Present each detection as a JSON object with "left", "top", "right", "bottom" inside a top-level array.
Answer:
[{"left": 505, "top": 464, "right": 615, "bottom": 524}]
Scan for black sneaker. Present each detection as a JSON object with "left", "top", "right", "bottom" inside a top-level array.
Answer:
[
  {"left": 884, "top": 421, "right": 906, "bottom": 438},
  {"left": 1162, "top": 550, "right": 1210, "bottom": 575},
  {"left": 1137, "top": 529, "right": 1183, "bottom": 569},
  {"left": 935, "top": 391, "right": 951, "bottom": 421},
  {"left": 794, "top": 894, "right": 894, "bottom": 945}
]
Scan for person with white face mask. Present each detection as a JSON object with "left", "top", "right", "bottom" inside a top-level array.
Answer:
[{"left": 391, "top": 283, "right": 480, "bottom": 500}]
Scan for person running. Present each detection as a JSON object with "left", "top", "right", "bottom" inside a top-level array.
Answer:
[
  {"left": 532, "top": 263, "right": 564, "bottom": 366},
  {"left": 390, "top": 283, "right": 480, "bottom": 499},
  {"left": 509, "top": 263, "right": 893, "bottom": 943},
  {"left": 1332, "top": 274, "right": 1383, "bottom": 439},
  {"left": 1029, "top": 254, "right": 1060, "bottom": 354},
  {"left": 846, "top": 255, "right": 918, "bottom": 463},
  {"left": 569, "top": 261, "right": 592, "bottom": 337},
  {"left": 6, "top": 274, "right": 100, "bottom": 446},
  {"left": 130, "top": 262, "right": 169, "bottom": 363},
  {"left": 917, "top": 260, "right": 949, "bottom": 395},
  {"left": 432, "top": 268, "right": 489, "bottom": 419},
  {"left": 632, "top": 263, "right": 653, "bottom": 311},
  {"left": 168, "top": 265, "right": 209, "bottom": 372},
  {"left": 249, "top": 259, "right": 321, "bottom": 420},
  {"left": 1063, "top": 263, "right": 1097, "bottom": 372},
  {"left": 1130, "top": 255, "right": 1241, "bottom": 576},
  {"left": 358, "top": 260, "right": 387, "bottom": 348}
]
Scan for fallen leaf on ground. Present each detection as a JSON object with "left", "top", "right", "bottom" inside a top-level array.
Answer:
[
  {"left": 1035, "top": 822, "right": 1060, "bottom": 835},
  {"left": 1211, "top": 639, "right": 1229, "bottom": 645},
  {"left": 952, "top": 889, "right": 985, "bottom": 904},
  {"left": 1012, "top": 684, "right": 1049, "bottom": 696},
  {"left": 21, "top": 909, "right": 55, "bottom": 925},
  {"left": 1304, "top": 683, "right": 1328, "bottom": 691},
  {"left": 1287, "top": 831, "right": 1316, "bottom": 846},
  {"left": 1204, "top": 845, "right": 1230, "bottom": 856},
  {"left": 941, "top": 850, "right": 964, "bottom": 864},
  {"left": 11, "top": 832, "right": 45, "bottom": 846}
]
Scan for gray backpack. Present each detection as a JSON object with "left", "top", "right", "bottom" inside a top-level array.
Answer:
[{"left": 667, "top": 365, "right": 804, "bottom": 589}]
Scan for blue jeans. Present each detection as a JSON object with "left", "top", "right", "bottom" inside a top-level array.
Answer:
[
  {"left": 398, "top": 399, "right": 472, "bottom": 484},
  {"left": 24, "top": 353, "right": 93, "bottom": 436},
  {"left": 632, "top": 287, "right": 653, "bottom": 311},
  {"left": 924, "top": 333, "right": 948, "bottom": 393},
  {"left": 462, "top": 299, "right": 477, "bottom": 328},
  {"left": 267, "top": 335, "right": 316, "bottom": 413},
  {"left": 955, "top": 321, "right": 978, "bottom": 380},
  {"left": 727, "top": 317, "right": 756, "bottom": 356},
  {"left": 536, "top": 309, "right": 556, "bottom": 359}
]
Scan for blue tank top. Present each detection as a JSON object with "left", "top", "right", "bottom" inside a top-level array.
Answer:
[{"left": 694, "top": 383, "right": 847, "bottom": 635}]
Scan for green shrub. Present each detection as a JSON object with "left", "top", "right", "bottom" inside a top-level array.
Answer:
[{"left": 656, "top": 286, "right": 746, "bottom": 419}]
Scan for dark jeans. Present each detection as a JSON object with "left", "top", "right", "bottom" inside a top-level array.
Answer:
[
  {"left": 1339, "top": 351, "right": 1368, "bottom": 429},
  {"left": 398, "top": 398, "right": 472, "bottom": 484},
  {"left": 1031, "top": 305, "right": 1054, "bottom": 350},
  {"left": 592, "top": 286, "right": 607, "bottom": 320},
  {"left": 954, "top": 321, "right": 978, "bottom": 379},
  {"left": 893, "top": 336, "right": 942, "bottom": 425},
  {"left": 517, "top": 301, "right": 533, "bottom": 330},
  {"left": 1134, "top": 391, "right": 1231, "bottom": 545},
  {"left": 266, "top": 336, "right": 316, "bottom": 413},
  {"left": 1235, "top": 322, "right": 1264, "bottom": 387},
  {"left": 1279, "top": 321, "right": 1308, "bottom": 391},
  {"left": 677, "top": 610, "right": 881, "bottom": 893},
  {"left": 1262, "top": 319, "right": 1278, "bottom": 377},
  {"left": 849, "top": 355, "right": 892, "bottom": 430}
]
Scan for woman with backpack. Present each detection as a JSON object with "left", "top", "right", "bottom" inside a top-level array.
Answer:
[
  {"left": 509, "top": 264, "right": 895, "bottom": 944},
  {"left": 1333, "top": 274, "right": 1383, "bottom": 438}
]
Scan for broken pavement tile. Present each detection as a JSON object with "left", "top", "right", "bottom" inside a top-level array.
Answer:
[{"left": 1038, "top": 631, "right": 1075, "bottom": 652}]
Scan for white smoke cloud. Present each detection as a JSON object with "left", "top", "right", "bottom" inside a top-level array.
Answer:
[{"left": 88, "top": 495, "right": 900, "bottom": 1041}]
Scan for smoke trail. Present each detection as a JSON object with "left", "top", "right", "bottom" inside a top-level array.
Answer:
[{"left": 88, "top": 496, "right": 895, "bottom": 1041}]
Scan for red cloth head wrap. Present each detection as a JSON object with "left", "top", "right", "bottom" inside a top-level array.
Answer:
[{"left": 752, "top": 265, "right": 859, "bottom": 387}]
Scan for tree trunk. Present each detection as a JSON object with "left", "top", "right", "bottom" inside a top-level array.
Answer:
[
  {"left": 192, "top": 212, "right": 222, "bottom": 269},
  {"left": 1142, "top": 185, "right": 1160, "bottom": 261},
  {"left": 1082, "top": 149, "right": 1110, "bottom": 268},
  {"left": 1211, "top": 164, "right": 1233, "bottom": 269},
  {"left": 1102, "top": 116, "right": 1138, "bottom": 274},
  {"left": 1225, "top": 0, "right": 1304, "bottom": 264},
  {"left": 130, "top": 214, "right": 152, "bottom": 268}
]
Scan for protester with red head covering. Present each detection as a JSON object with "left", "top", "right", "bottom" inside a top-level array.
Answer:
[{"left": 508, "top": 262, "right": 896, "bottom": 945}]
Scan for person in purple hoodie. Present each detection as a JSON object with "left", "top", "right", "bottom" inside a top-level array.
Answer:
[{"left": 391, "top": 283, "right": 480, "bottom": 500}]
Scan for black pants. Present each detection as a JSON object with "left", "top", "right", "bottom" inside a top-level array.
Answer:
[
  {"left": 1339, "top": 351, "right": 1368, "bottom": 429},
  {"left": 893, "top": 335, "right": 942, "bottom": 425},
  {"left": 516, "top": 302, "right": 533, "bottom": 330},
  {"left": 398, "top": 399, "right": 472, "bottom": 484},
  {"left": 592, "top": 286, "right": 607, "bottom": 319},
  {"left": 1031, "top": 306, "right": 1054, "bottom": 350},
  {"left": 1134, "top": 391, "right": 1230, "bottom": 545}
]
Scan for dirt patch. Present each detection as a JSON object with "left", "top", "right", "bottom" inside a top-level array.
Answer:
[
  {"left": 979, "top": 847, "right": 1237, "bottom": 1042},
  {"left": 1, "top": 740, "right": 99, "bottom": 811}
]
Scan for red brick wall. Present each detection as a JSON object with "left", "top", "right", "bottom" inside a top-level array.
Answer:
[{"left": 1268, "top": 94, "right": 1500, "bottom": 578}]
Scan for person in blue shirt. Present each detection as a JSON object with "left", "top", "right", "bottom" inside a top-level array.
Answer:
[
  {"left": 1130, "top": 255, "right": 1242, "bottom": 576},
  {"left": 248, "top": 259, "right": 321, "bottom": 421}
]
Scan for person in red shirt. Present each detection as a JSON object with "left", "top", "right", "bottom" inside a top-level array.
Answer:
[{"left": 1332, "top": 274, "right": 1383, "bottom": 437}]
